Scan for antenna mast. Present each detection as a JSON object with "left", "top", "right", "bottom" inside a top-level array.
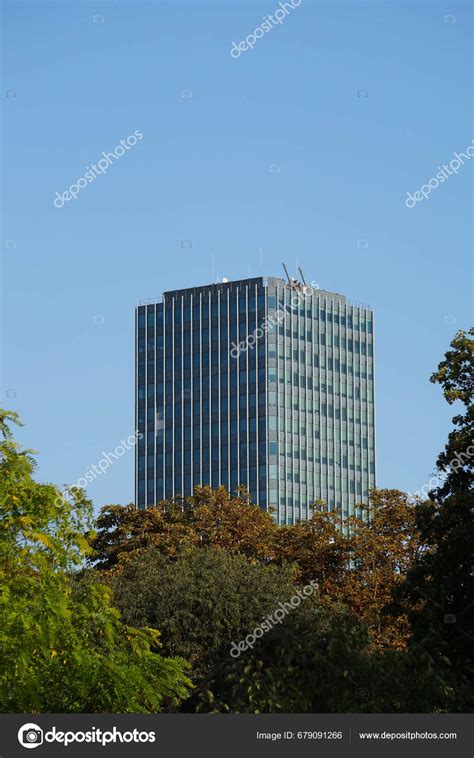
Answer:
[
  {"left": 282, "top": 262, "right": 291, "bottom": 286},
  {"left": 298, "top": 267, "right": 308, "bottom": 286}
]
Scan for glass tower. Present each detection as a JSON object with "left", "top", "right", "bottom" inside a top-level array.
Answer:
[{"left": 135, "top": 276, "right": 376, "bottom": 524}]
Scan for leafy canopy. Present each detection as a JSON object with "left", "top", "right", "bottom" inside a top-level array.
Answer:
[{"left": 0, "top": 409, "right": 191, "bottom": 713}]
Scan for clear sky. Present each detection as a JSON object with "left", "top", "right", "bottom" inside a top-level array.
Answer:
[{"left": 2, "top": 0, "right": 472, "bottom": 511}]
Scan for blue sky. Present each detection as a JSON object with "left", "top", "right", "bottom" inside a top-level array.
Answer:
[{"left": 2, "top": 0, "right": 472, "bottom": 510}]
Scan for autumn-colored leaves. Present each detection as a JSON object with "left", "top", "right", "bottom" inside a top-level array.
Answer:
[{"left": 90, "top": 486, "right": 419, "bottom": 651}]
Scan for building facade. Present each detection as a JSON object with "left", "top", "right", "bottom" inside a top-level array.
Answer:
[{"left": 135, "top": 276, "right": 375, "bottom": 523}]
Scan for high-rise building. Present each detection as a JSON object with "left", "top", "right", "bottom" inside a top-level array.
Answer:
[{"left": 135, "top": 276, "right": 375, "bottom": 523}]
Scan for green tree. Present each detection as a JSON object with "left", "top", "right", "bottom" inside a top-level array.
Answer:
[
  {"left": 430, "top": 327, "right": 474, "bottom": 498},
  {"left": 397, "top": 329, "right": 474, "bottom": 711},
  {"left": 106, "top": 545, "right": 299, "bottom": 711},
  {"left": 104, "top": 543, "right": 444, "bottom": 713},
  {"left": 220, "top": 603, "right": 445, "bottom": 714},
  {"left": 0, "top": 409, "right": 191, "bottom": 712}
]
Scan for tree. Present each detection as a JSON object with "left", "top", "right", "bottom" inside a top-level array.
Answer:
[
  {"left": 273, "top": 503, "right": 350, "bottom": 590},
  {"left": 396, "top": 329, "right": 474, "bottom": 711},
  {"left": 219, "top": 604, "right": 445, "bottom": 714},
  {"left": 105, "top": 543, "right": 443, "bottom": 713},
  {"left": 273, "top": 492, "right": 420, "bottom": 650},
  {"left": 345, "top": 490, "right": 420, "bottom": 650},
  {"left": 190, "top": 485, "right": 276, "bottom": 562},
  {"left": 89, "top": 499, "right": 198, "bottom": 572},
  {"left": 105, "top": 545, "right": 298, "bottom": 712},
  {"left": 91, "top": 488, "right": 420, "bottom": 651},
  {"left": 90, "top": 486, "right": 276, "bottom": 573},
  {"left": 430, "top": 327, "right": 474, "bottom": 498},
  {"left": 210, "top": 598, "right": 377, "bottom": 713},
  {"left": 0, "top": 409, "right": 191, "bottom": 712}
]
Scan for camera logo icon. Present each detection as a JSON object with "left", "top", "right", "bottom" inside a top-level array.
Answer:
[{"left": 18, "top": 723, "right": 43, "bottom": 748}]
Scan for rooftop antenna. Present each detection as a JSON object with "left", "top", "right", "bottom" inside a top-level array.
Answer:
[
  {"left": 298, "top": 267, "right": 307, "bottom": 286},
  {"left": 282, "top": 262, "right": 291, "bottom": 286}
]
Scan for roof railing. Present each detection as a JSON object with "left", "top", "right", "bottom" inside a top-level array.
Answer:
[
  {"left": 137, "top": 297, "right": 163, "bottom": 306},
  {"left": 137, "top": 290, "right": 371, "bottom": 310}
]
